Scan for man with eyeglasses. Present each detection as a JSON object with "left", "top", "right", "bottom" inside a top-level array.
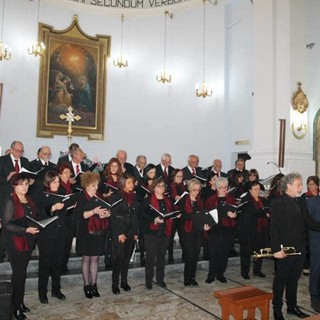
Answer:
[
  {"left": 0, "top": 140, "right": 31, "bottom": 262},
  {"left": 28, "top": 146, "right": 57, "bottom": 201}
]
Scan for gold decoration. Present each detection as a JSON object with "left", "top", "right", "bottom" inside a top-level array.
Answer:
[
  {"left": 59, "top": 106, "right": 81, "bottom": 147},
  {"left": 291, "top": 82, "right": 308, "bottom": 113}
]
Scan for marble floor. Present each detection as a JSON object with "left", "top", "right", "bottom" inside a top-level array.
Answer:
[{"left": 15, "top": 258, "right": 318, "bottom": 320}]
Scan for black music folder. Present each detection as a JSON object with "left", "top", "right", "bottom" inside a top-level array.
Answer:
[{"left": 12, "top": 215, "right": 59, "bottom": 229}]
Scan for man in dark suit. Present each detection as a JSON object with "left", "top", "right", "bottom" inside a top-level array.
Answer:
[
  {"left": 133, "top": 155, "right": 147, "bottom": 183},
  {"left": 227, "top": 158, "right": 249, "bottom": 182},
  {"left": 182, "top": 154, "right": 206, "bottom": 182},
  {"left": 155, "top": 153, "right": 174, "bottom": 184},
  {"left": 205, "top": 159, "right": 228, "bottom": 179},
  {"left": 0, "top": 140, "right": 31, "bottom": 262},
  {"left": 28, "top": 146, "right": 57, "bottom": 201},
  {"left": 69, "top": 147, "right": 89, "bottom": 187},
  {"left": 57, "top": 143, "right": 79, "bottom": 165},
  {"left": 116, "top": 149, "right": 134, "bottom": 175}
]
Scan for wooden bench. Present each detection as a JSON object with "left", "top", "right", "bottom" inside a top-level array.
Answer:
[{"left": 214, "top": 285, "right": 273, "bottom": 320}]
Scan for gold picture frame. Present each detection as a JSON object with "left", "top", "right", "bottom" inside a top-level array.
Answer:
[{"left": 37, "top": 15, "right": 110, "bottom": 140}]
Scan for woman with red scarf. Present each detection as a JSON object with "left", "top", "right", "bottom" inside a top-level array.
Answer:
[
  {"left": 2, "top": 173, "right": 39, "bottom": 320},
  {"left": 205, "top": 177, "right": 237, "bottom": 284},
  {"left": 238, "top": 180, "right": 270, "bottom": 279},
  {"left": 75, "top": 172, "right": 110, "bottom": 298},
  {"left": 110, "top": 173, "right": 138, "bottom": 294},
  {"left": 141, "top": 179, "right": 179, "bottom": 289},
  {"left": 58, "top": 163, "right": 78, "bottom": 275},
  {"left": 179, "top": 178, "right": 209, "bottom": 286},
  {"left": 37, "top": 171, "right": 67, "bottom": 304}
]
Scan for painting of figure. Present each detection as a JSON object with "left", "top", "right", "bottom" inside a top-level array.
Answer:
[{"left": 47, "top": 43, "right": 97, "bottom": 127}]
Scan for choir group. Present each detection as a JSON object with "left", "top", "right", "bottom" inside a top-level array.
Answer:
[{"left": 1, "top": 140, "right": 320, "bottom": 320}]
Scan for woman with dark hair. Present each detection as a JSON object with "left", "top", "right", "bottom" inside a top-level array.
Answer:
[
  {"left": 205, "top": 177, "right": 237, "bottom": 284},
  {"left": 110, "top": 173, "right": 139, "bottom": 294},
  {"left": 141, "top": 178, "right": 178, "bottom": 289},
  {"left": 58, "top": 163, "right": 78, "bottom": 275},
  {"left": 75, "top": 172, "right": 110, "bottom": 298},
  {"left": 167, "top": 168, "right": 186, "bottom": 264},
  {"left": 37, "top": 171, "right": 67, "bottom": 304},
  {"left": 238, "top": 180, "right": 270, "bottom": 279},
  {"left": 2, "top": 173, "right": 39, "bottom": 320},
  {"left": 99, "top": 158, "right": 122, "bottom": 270},
  {"left": 179, "top": 178, "right": 209, "bottom": 286},
  {"left": 228, "top": 171, "right": 246, "bottom": 199},
  {"left": 100, "top": 157, "right": 122, "bottom": 198},
  {"left": 267, "top": 173, "right": 284, "bottom": 202},
  {"left": 244, "top": 169, "right": 265, "bottom": 192}
]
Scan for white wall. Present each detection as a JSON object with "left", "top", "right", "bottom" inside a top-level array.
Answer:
[{"left": 0, "top": 0, "right": 230, "bottom": 170}]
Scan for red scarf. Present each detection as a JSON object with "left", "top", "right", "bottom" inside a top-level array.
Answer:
[
  {"left": 85, "top": 191, "right": 109, "bottom": 234},
  {"left": 250, "top": 194, "right": 269, "bottom": 232},
  {"left": 107, "top": 177, "right": 118, "bottom": 188},
  {"left": 12, "top": 192, "right": 36, "bottom": 252},
  {"left": 149, "top": 194, "right": 173, "bottom": 237},
  {"left": 122, "top": 191, "right": 134, "bottom": 206},
  {"left": 183, "top": 195, "right": 203, "bottom": 233},
  {"left": 60, "top": 180, "right": 72, "bottom": 195},
  {"left": 205, "top": 194, "right": 236, "bottom": 228}
]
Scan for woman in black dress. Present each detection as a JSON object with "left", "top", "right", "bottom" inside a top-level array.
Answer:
[
  {"left": 75, "top": 172, "right": 110, "bottom": 298},
  {"left": 238, "top": 181, "right": 270, "bottom": 279},
  {"left": 37, "top": 171, "right": 67, "bottom": 303},
  {"left": 110, "top": 173, "right": 138, "bottom": 294},
  {"left": 2, "top": 173, "right": 39, "bottom": 320}
]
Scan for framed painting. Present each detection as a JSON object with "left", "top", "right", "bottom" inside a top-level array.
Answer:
[{"left": 37, "top": 15, "right": 110, "bottom": 140}]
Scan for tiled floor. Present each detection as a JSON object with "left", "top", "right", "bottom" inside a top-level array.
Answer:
[{"left": 15, "top": 258, "right": 318, "bottom": 320}]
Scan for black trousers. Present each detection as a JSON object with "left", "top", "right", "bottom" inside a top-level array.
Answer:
[
  {"left": 7, "top": 248, "right": 32, "bottom": 309},
  {"left": 38, "top": 226, "right": 67, "bottom": 297},
  {"left": 273, "top": 249, "right": 305, "bottom": 311},
  {"left": 112, "top": 234, "right": 134, "bottom": 287},
  {"left": 180, "top": 231, "right": 202, "bottom": 281},
  {"left": 240, "top": 241, "right": 263, "bottom": 275},
  {"left": 207, "top": 232, "right": 234, "bottom": 279},
  {"left": 104, "top": 230, "right": 113, "bottom": 267},
  {"left": 144, "top": 234, "right": 169, "bottom": 285},
  {"left": 62, "top": 214, "right": 77, "bottom": 270}
]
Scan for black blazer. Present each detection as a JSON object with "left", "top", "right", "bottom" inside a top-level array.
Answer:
[
  {"left": 133, "top": 166, "right": 145, "bottom": 184},
  {"left": 204, "top": 166, "right": 228, "bottom": 179},
  {"left": 123, "top": 162, "right": 134, "bottom": 175},
  {"left": 0, "top": 155, "right": 30, "bottom": 207},
  {"left": 57, "top": 154, "right": 71, "bottom": 165},
  {"left": 69, "top": 161, "right": 89, "bottom": 188},
  {"left": 155, "top": 164, "right": 174, "bottom": 183},
  {"left": 182, "top": 166, "right": 205, "bottom": 182}
]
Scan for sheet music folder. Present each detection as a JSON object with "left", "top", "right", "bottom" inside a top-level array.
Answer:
[{"left": 12, "top": 215, "right": 59, "bottom": 229}]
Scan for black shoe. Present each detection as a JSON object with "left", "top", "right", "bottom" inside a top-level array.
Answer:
[
  {"left": 92, "top": 283, "right": 100, "bottom": 297},
  {"left": 61, "top": 267, "right": 69, "bottom": 275},
  {"left": 287, "top": 307, "right": 309, "bottom": 318},
  {"left": 184, "top": 279, "right": 191, "bottom": 286},
  {"left": 146, "top": 283, "right": 153, "bottom": 290},
  {"left": 190, "top": 279, "right": 198, "bottom": 286},
  {"left": 83, "top": 285, "right": 93, "bottom": 299},
  {"left": 112, "top": 286, "right": 120, "bottom": 294},
  {"left": 273, "top": 310, "right": 284, "bottom": 320},
  {"left": 13, "top": 308, "right": 26, "bottom": 320},
  {"left": 253, "top": 271, "right": 266, "bottom": 278},
  {"left": 157, "top": 281, "right": 167, "bottom": 288},
  {"left": 39, "top": 295, "right": 48, "bottom": 304},
  {"left": 229, "top": 248, "right": 238, "bottom": 257},
  {"left": 217, "top": 275, "right": 227, "bottom": 283},
  {"left": 242, "top": 273, "right": 250, "bottom": 280},
  {"left": 120, "top": 282, "right": 131, "bottom": 292},
  {"left": 20, "top": 303, "right": 30, "bottom": 313},
  {"left": 205, "top": 277, "right": 215, "bottom": 284},
  {"left": 52, "top": 290, "right": 66, "bottom": 300},
  {"left": 168, "top": 255, "right": 174, "bottom": 264}
]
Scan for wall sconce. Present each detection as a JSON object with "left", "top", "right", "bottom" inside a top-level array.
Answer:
[
  {"left": 28, "top": 0, "right": 45, "bottom": 57},
  {"left": 291, "top": 82, "right": 308, "bottom": 139}
]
